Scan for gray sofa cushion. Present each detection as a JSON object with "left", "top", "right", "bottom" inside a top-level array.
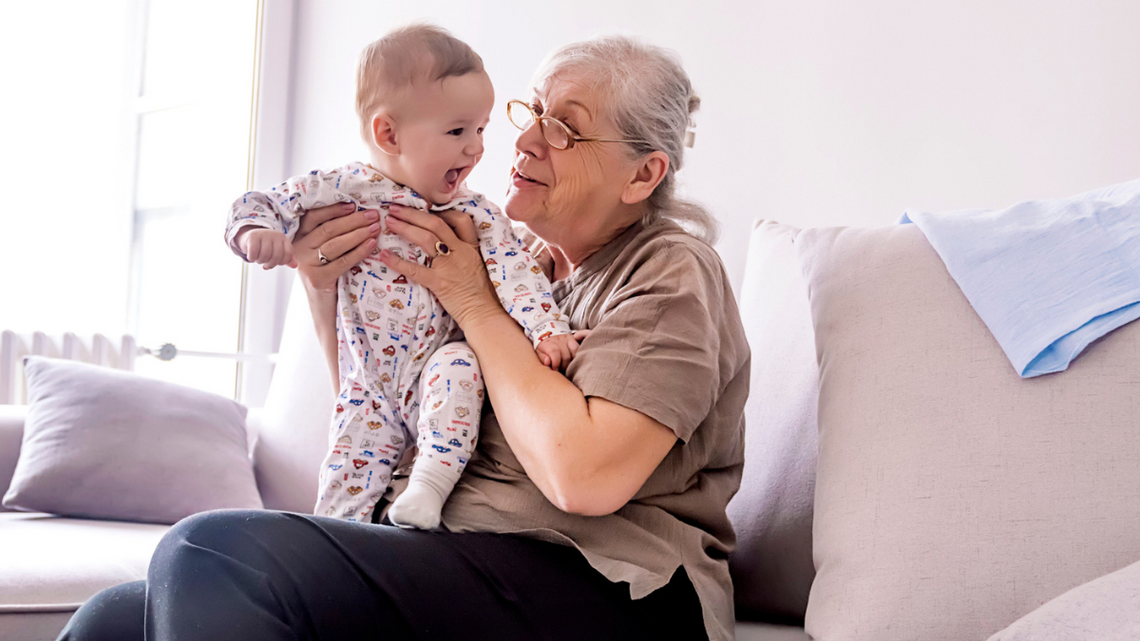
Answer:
[
  {"left": 727, "top": 221, "right": 818, "bottom": 623},
  {"left": 3, "top": 357, "right": 262, "bottom": 524}
]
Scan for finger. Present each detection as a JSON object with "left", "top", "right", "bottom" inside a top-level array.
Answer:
[
  {"left": 246, "top": 236, "right": 262, "bottom": 262},
  {"left": 386, "top": 215, "right": 442, "bottom": 258},
  {"left": 261, "top": 241, "right": 278, "bottom": 269},
  {"left": 266, "top": 241, "right": 285, "bottom": 269},
  {"left": 540, "top": 354, "right": 551, "bottom": 368},
  {"left": 316, "top": 221, "right": 381, "bottom": 264},
  {"left": 568, "top": 337, "right": 580, "bottom": 359},
  {"left": 331, "top": 237, "right": 378, "bottom": 274},
  {"left": 296, "top": 202, "right": 356, "bottom": 237},
  {"left": 548, "top": 349, "right": 562, "bottom": 372},
  {"left": 378, "top": 248, "right": 429, "bottom": 288},
  {"left": 438, "top": 209, "right": 480, "bottom": 245},
  {"left": 388, "top": 204, "right": 460, "bottom": 247},
  {"left": 314, "top": 237, "right": 377, "bottom": 278},
  {"left": 298, "top": 207, "right": 380, "bottom": 249}
]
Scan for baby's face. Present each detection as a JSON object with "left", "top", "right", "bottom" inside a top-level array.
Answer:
[{"left": 397, "top": 72, "right": 494, "bottom": 205}]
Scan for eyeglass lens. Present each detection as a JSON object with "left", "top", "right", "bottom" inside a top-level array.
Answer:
[{"left": 507, "top": 101, "right": 571, "bottom": 150}]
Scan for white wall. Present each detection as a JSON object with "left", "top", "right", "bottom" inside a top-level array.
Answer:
[{"left": 280, "top": 0, "right": 1140, "bottom": 293}]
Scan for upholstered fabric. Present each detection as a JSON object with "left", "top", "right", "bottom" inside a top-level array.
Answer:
[
  {"left": 0, "top": 512, "right": 168, "bottom": 638},
  {"left": 988, "top": 559, "right": 1140, "bottom": 641},
  {"left": 799, "top": 224, "right": 1140, "bottom": 641},
  {"left": 727, "top": 221, "right": 818, "bottom": 623},
  {"left": 4, "top": 357, "right": 262, "bottom": 524},
  {"left": 0, "top": 406, "right": 24, "bottom": 513},
  {"left": 252, "top": 279, "right": 337, "bottom": 512}
]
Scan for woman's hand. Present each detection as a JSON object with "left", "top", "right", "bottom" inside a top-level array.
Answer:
[
  {"left": 380, "top": 204, "right": 501, "bottom": 330},
  {"left": 293, "top": 202, "right": 382, "bottom": 292}
]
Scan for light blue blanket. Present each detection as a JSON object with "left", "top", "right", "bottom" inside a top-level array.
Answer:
[{"left": 901, "top": 179, "right": 1140, "bottom": 378}]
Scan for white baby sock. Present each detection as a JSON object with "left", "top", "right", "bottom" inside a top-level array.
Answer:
[{"left": 388, "top": 463, "right": 456, "bottom": 530}]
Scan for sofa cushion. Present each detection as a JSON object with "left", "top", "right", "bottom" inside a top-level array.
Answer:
[
  {"left": 727, "top": 221, "right": 818, "bottom": 623},
  {"left": 988, "top": 558, "right": 1140, "bottom": 641},
  {"left": 799, "top": 225, "right": 1140, "bottom": 641},
  {"left": 0, "top": 512, "right": 167, "bottom": 639},
  {"left": 252, "top": 278, "right": 337, "bottom": 512},
  {"left": 3, "top": 357, "right": 262, "bottom": 524}
]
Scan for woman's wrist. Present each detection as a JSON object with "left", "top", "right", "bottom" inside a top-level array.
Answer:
[{"left": 453, "top": 293, "right": 511, "bottom": 337}]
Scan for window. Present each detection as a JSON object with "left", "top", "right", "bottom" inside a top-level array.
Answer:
[{"left": 1, "top": 0, "right": 264, "bottom": 401}]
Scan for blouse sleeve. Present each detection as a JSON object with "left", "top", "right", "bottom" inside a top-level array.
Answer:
[{"left": 565, "top": 240, "right": 732, "bottom": 442}]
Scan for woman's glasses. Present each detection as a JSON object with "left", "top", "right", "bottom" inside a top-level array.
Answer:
[{"left": 506, "top": 100, "right": 648, "bottom": 151}]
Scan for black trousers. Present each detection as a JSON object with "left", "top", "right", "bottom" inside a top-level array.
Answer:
[{"left": 58, "top": 509, "right": 707, "bottom": 640}]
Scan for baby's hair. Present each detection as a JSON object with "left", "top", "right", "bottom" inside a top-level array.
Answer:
[{"left": 356, "top": 23, "right": 485, "bottom": 140}]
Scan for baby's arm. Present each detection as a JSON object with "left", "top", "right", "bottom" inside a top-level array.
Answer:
[
  {"left": 225, "top": 166, "right": 363, "bottom": 263},
  {"left": 457, "top": 196, "right": 574, "bottom": 368}
]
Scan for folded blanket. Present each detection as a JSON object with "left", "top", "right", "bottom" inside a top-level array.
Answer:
[{"left": 901, "top": 179, "right": 1140, "bottom": 377}]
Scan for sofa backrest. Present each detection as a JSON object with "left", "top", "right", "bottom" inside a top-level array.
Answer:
[
  {"left": 726, "top": 221, "right": 820, "bottom": 624},
  {"left": 252, "top": 279, "right": 336, "bottom": 512}
]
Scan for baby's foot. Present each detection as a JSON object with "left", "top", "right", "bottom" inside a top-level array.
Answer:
[{"left": 388, "top": 480, "right": 445, "bottom": 529}]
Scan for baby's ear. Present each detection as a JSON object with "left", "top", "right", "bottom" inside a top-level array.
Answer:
[{"left": 371, "top": 114, "right": 399, "bottom": 155}]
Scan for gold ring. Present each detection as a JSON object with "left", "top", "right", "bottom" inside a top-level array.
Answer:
[
  {"left": 434, "top": 241, "right": 450, "bottom": 257},
  {"left": 317, "top": 249, "right": 330, "bottom": 265}
]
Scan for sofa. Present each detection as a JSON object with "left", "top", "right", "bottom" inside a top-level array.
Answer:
[{"left": 2, "top": 219, "right": 1138, "bottom": 641}]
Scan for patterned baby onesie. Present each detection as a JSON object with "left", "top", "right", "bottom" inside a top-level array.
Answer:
[{"left": 225, "top": 162, "right": 571, "bottom": 524}]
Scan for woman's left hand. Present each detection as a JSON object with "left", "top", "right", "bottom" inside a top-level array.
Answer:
[{"left": 381, "top": 204, "right": 501, "bottom": 329}]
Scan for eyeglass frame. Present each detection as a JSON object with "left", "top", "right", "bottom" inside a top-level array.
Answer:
[{"left": 506, "top": 99, "right": 649, "bottom": 151}]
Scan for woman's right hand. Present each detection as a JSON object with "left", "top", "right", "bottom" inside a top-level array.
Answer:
[{"left": 292, "top": 203, "right": 382, "bottom": 292}]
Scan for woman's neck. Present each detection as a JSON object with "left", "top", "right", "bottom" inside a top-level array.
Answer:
[{"left": 543, "top": 219, "right": 639, "bottom": 281}]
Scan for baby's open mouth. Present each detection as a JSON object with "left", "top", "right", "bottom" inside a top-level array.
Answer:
[{"left": 445, "top": 168, "right": 460, "bottom": 185}]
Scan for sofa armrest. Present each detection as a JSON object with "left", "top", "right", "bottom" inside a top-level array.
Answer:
[{"left": 0, "top": 405, "right": 26, "bottom": 510}]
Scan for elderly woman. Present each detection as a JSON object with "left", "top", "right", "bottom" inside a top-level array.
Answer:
[{"left": 59, "top": 36, "right": 748, "bottom": 641}]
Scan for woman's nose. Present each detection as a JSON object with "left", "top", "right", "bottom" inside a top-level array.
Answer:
[{"left": 514, "top": 119, "right": 547, "bottom": 159}]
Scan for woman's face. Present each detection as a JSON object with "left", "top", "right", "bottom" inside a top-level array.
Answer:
[{"left": 503, "top": 72, "right": 639, "bottom": 243}]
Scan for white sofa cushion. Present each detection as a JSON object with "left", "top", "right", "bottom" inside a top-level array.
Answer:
[
  {"left": 988, "top": 558, "right": 1140, "bottom": 641},
  {"left": 251, "top": 278, "right": 336, "bottom": 512},
  {"left": 799, "top": 224, "right": 1140, "bottom": 641},
  {"left": 0, "top": 513, "right": 167, "bottom": 607},
  {"left": 727, "top": 221, "right": 818, "bottom": 623}
]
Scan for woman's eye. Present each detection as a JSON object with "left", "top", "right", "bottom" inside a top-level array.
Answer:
[{"left": 447, "top": 128, "right": 464, "bottom": 136}]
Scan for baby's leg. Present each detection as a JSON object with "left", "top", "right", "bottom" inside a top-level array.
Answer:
[
  {"left": 314, "top": 383, "right": 404, "bottom": 523},
  {"left": 388, "top": 342, "right": 483, "bottom": 529}
]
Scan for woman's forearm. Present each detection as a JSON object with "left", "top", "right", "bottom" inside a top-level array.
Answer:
[
  {"left": 304, "top": 284, "right": 341, "bottom": 393},
  {"left": 462, "top": 309, "right": 675, "bottom": 516}
]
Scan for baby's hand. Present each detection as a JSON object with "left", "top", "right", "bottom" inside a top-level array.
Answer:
[
  {"left": 536, "top": 330, "right": 592, "bottom": 373},
  {"left": 238, "top": 228, "right": 298, "bottom": 269}
]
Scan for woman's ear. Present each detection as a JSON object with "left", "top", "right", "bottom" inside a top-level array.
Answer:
[
  {"left": 620, "top": 151, "right": 669, "bottom": 205},
  {"left": 371, "top": 114, "right": 399, "bottom": 156}
]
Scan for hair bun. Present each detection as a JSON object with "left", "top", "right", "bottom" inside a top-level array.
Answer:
[{"left": 687, "top": 93, "right": 701, "bottom": 115}]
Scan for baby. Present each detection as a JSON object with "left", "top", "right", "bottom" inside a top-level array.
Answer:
[{"left": 224, "top": 25, "right": 576, "bottom": 529}]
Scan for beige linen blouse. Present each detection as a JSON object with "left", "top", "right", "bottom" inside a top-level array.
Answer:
[{"left": 440, "top": 218, "right": 750, "bottom": 641}]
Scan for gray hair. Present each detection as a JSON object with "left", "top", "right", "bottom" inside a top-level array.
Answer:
[{"left": 532, "top": 36, "right": 718, "bottom": 244}]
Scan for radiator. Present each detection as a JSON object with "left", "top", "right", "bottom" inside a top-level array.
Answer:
[{"left": 0, "top": 331, "right": 137, "bottom": 405}]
